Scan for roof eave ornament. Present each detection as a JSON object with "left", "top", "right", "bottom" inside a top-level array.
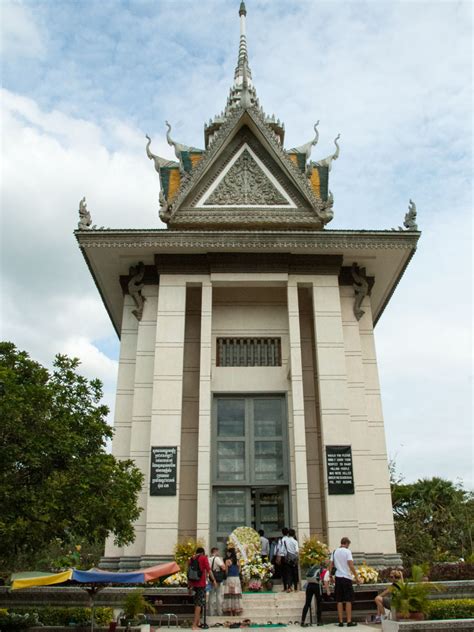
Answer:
[
  {"left": 314, "top": 133, "right": 341, "bottom": 171},
  {"left": 391, "top": 199, "right": 419, "bottom": 231},
  {"left": 288, "top": 121, "right": 320, "bottom": 161}
]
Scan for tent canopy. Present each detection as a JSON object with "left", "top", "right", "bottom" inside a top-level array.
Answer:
[{"left": 11, "top": 561, "right": 180, "bottom": 589}]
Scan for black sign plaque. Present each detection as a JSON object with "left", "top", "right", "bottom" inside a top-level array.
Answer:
[
  {"left": 326, "top": 445, "right": 354, "bottom": 495},
  {"left": 150, "top": 446, "right": 177, "bottom": 496}
]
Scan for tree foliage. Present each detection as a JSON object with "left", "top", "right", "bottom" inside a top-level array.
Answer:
[
  {"left": 0, "top": 342, "right": 144, "bottom": 573},
  {"left": 391, "top": 474, "right": 473, "bottom": 568}
]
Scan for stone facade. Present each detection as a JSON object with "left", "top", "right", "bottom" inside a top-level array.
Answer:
[{"left": 77, "top": 3, "right": 420, "bottom": 570}]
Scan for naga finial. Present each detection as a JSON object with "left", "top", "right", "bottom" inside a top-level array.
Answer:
[
  {"left": 288, "top": 121, "right": 320, "bottom": 161},
  {"left": 78, "top": 196, "right": 92, "bottom": 230},
  {"left": 392, "top": 198, "right": 419, "bottom": 231},
  {"left": 404, "top": 199, "right": 418, "bottom": 230},
  {"left": 315, "top": 133, "right": 341, "bottom": 171},
  {"left": 164, "top": 121, "right": 201, "bottom": 172},
  {"left": 145, "top": 134, "right": 177, "bottom": 173}
]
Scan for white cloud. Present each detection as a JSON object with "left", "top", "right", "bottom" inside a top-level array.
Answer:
[{"left": 0, "top": 1, "right": 45, "bottom": 59}]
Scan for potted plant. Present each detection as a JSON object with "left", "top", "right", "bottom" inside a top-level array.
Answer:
[
  {"left": 121, "top": 590, "right": 155, "bottom": 626},
  {"left": 390, "top": 565, "right": 440, "bottom": 621}
]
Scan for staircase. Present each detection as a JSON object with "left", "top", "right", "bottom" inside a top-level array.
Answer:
[
  {"left": 207, "top": 587, "right": 379, "bottom": 625},
  {"left": 242, "top": 591, "right": 306, "bottom": 624},
  {"left": 207, "top": 591, "right": 307, "bottom": 626}
]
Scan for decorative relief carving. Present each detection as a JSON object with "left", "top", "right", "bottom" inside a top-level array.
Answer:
[
  {"left": 77, "top": 230, "right": 420, "bottom": 251},
  {"left": 204, "top": 149, "right": 288, "bottom": 206},
  {"left": 128, "top": 261, "right": 146, "bottom": 321},
  {"left": 351, "top": 263, "right": 369, "bottom": 321}
]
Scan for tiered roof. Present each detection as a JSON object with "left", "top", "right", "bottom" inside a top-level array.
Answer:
[{"left": 145, "top": 2, "right": 341, "bottom": 231}]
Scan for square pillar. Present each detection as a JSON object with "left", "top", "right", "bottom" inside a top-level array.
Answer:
[
  {"left": 145, "top": 276, "right": 187, "bottom": 558},
  {"left": 196, "top": 279, "right": 213, "bottom": 548},
  {"left": 311, "top": 275, "right": 359, "bottom": 550},
  {"left": 287, "top": 279, "right": 310, "bottom": 537}
]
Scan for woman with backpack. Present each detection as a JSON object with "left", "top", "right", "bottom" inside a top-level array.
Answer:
[
  {"left": 300, "top": 560, "right": 331, "bottom": 627},
  {"left": 222, "top": 548, "right": 243, "bottom": 616}
]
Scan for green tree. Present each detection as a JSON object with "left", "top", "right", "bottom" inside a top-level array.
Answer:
[
  {"left": 0, "top": 342, "right": 144, "bottom": 573},
  {"left": 391, "top": 475, "right": 473, "bottom": 568}
]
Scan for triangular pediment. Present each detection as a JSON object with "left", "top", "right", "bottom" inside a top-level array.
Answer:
[
  {"left": 197, "top": 145, "right": 294, "bottom": 208},
  {"left": 167, "top": 108, "right": 328, "bottom": 230}
]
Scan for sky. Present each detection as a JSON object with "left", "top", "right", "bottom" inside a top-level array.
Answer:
[{"left": 1, "top": 0, "right": 472, "bottom": 489}]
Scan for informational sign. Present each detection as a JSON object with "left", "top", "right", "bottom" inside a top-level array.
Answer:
[
  {"left": 326, "top": 445, "right": 354, "bottom": 495},
  {"left": 150, "top": 446, "right": 177, "bottom": 496}
]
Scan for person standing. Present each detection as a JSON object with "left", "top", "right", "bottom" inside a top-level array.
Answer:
[
  {"left": 208, "top": 547, "right": 226, "bottom": 616},
  {"left": 222, "top": 548, "right": 243, "bottom": 616},
  {"left": 328, "top": 537, "right": 361, "bottom": 627},
  {"left": 188, "top": 547, "right": 217, "bottom": 630},
  {"left": 300, "top": 559, "right": 331, "bottom": 627},
  {"left": 259, "top": 529, "right": 270, "bottom": 561},
  {"left": 283, "top": 528, "right": 299, "bottom": 592},
  {"left": 276, "top": 527, "right": 290, "bottom": 591}
]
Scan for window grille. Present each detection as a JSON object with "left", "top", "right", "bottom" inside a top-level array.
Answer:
[{"left": 216, "top": 338, "right": 281, "bottom": 367}]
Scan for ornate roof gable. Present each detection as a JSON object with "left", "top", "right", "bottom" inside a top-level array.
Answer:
[{"left": 167, "top": 107, "right": 332, "bottom": 230}]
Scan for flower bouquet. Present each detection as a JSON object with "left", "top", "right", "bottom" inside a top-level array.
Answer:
[
  {"left": 227, "top": 526, "right": 261, "bottom": 561},
  {"left": 356, "top": 563, "right": 379, "bottom": 584},
  {"left": 247, "top": 578, "right": 262, "bottom": 592},
  {"left": 163, "top": 571, "right": 188, "bottom": 587},
  {"left": 299, "top": 536, "right": 330, "bottom": 568},
  {"left": 241, "top": 555, "right": 274, "bottom": 584}
]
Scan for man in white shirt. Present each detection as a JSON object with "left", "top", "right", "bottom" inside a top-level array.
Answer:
[
  {"left": 259, "top": 529, "right": 270, "bottom": 561},
  {"left": 329, "top": 537, "right": 361, "bottom": 627},
  {"left": 208, "top": 547, "right": 226, "bottom": 616}
]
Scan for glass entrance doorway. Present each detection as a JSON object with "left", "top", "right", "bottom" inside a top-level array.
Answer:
[{"left": 212, "top": 395, "right": 289, "bottom": 549}]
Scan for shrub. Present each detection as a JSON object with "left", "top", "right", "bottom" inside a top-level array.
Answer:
[
  {"left": 427, "top": 599, "right": 474, "bottom": 620},
  {"left": 9, "top": 606, "right": 113, "bottom": 626},
  {"left": 0, "top": 612, "right": 38, "bottom": 631},
  {"left": 428, "top": 562, "right": 474, "bottom": 581},
  {"left": 174, "top": 537, "right": 205, "bottom": 571},
  {"left": 299, "top": 536, "right": 330, "bottom": 568}
]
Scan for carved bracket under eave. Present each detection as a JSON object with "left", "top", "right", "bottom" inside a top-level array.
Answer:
[
  {"left": 126, "top": 262, "right": 147, "bottom": 321},
  {"left": 351, "top": 263, "right": 369, "bottom": 321}
]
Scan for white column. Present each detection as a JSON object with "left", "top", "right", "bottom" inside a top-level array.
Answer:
[
  {"left": 103, "top": 294, "right": 138, "bottom": 561},
  {"left": 287, "top": 279, "right": 311, "bottom": 537},
  {"left": 359, "top": 300, "right": 397, "bottom": 554},
  {"left": 121, "top": 285, "right": 158, "bottom": 563},
  {"left": 311, "top": 275, "right": 359, "bottom": 551},
  {"left": 340, "top": 286, "right": 379, "bottom": 553},
  {"left": 196, "top": 279, "right": 213, "bottom": 548},
  {"left": 145, "top": 276, "right": 187, "bottom": 558}
]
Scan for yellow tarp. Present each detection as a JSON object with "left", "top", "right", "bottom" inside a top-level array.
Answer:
[{"left": 11, "top": 569, "right": 73, "bottom": 589}]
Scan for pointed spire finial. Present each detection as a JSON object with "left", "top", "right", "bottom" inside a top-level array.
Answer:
[{"left": 239, "top": 1, "right": 247, "bottom": 17}]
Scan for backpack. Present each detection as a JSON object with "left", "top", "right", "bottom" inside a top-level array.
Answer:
[
  {"left": 306, "top": 565, "right": 323, "bottom": 585},
  {"left": 187, "top": 556, "right": 203, "bottom": 581}
]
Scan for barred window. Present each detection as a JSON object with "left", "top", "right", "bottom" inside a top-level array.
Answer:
[{"left": 216, "top": 338, "right": 281, "bottom": 367}]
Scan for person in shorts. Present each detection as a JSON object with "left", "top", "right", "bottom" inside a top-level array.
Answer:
[
  {"left": 374, "top": 570, "right": 403, "bottom": 622},
  {"left": 188, "top": 547, "right": 217, "bottom": 630},
  {"left": 329, "top": 537, "right": 361, "bottom": 627}
]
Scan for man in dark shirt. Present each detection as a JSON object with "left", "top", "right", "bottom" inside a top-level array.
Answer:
[{"left": 188, "top": 547, "right": 217, "bottom": 630}]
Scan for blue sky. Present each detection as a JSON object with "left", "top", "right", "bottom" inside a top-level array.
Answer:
[{"left": 1, "top": 0, "right": 472, "bottom": 487}]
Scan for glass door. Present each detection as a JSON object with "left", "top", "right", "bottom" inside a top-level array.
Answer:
[{"left": 212, "top": 395, "right": 290, "bottom": 549}]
